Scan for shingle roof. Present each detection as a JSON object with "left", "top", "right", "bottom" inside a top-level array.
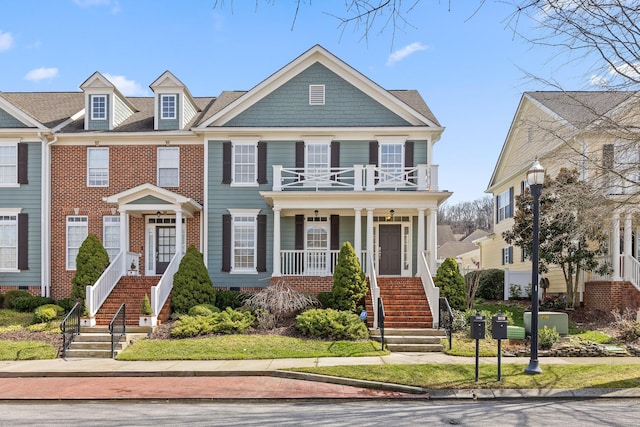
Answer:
[
  {"left": 389, "top": 90, "right": 441, "bottom": 127},
  {"left": 0, "top": 92, "right": 84, "bottom": 128}
]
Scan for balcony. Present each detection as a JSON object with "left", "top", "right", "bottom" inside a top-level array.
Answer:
[{"left": 272, "top": 164, "right": 439, "bottom": 192}]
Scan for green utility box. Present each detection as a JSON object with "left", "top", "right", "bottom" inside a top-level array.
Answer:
[
  {"left": 523, "top": 311, "right": 569, "bottom": 336},
  {"left": 507, "top": 325, "right": 525, "bottom": 340}
]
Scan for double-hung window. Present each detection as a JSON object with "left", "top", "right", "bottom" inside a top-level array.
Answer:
[
  {"left": 497, "top": 189, "right": 513, "bottom": 222},
  {"left": 231, "top": 213, "right": 257, "bottom": 272},
  {"left": 306, "top": 217, "right": 329, "bottom": 273},
  {"left": 502, "top": 247, "right": 513, "bottom": 265},
  {"left": 91, "top": 95, "right": 107, "bottom": 120},
  {"left": 157, "top": 147, "right": 179, "bottom": 187},
  {"left": 305, "top": 142, "right": 330, "bottom": 184},
  {"left": 0, "top": 214, "right": 17, "bottom": 270},
  {"left": 161, "top": 94, "right": 176, "bottom": 119},
  {"left": 103, "top": 216, "right": 120, "bottom": 262},
  {"left": 66, "top": 216, "right": 88, "bottom": 270},
  {"left": 379, "top": 143, "right": 404, "bottom": 185},
  {"left": 0, "top": 143, "right": 17, "bottom": 186},
  {"left": 87, "top": 147, "right": 109, "bottom": 187},
  {"left": 232, "top": 142, "right": 257, "bottom": 185}
]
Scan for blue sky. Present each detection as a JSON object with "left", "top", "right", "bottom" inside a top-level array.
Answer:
[{"left": 0, "top": 0, "right": 592, "bottom": 204}]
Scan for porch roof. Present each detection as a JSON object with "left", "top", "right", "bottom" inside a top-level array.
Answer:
[{"left": 102, "top": 183, "right": 202, "bottom": 218}]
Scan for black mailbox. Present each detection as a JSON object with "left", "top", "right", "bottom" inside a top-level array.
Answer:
[
  {"left": 492, "top": 312, "right": 508, "bottom": 340},
  {"left": 470, "top": 313, "right": 486, "bottom": 339}
]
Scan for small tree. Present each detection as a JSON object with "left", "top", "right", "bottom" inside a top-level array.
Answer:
[
  {"left": 330, "top": 241, "right": 367, "bottom": 313},
  {"left": 464, "top": 270, "right": 482, "bottom": 310},
  {"left": 70, "top": 234, "right": 110, "bottom": 302},
  {"left": 170, "top": 245, "right": 216, "bottom": 314},
  {"left": 434, "top": 257, "right": 466, "bottom": 311}
]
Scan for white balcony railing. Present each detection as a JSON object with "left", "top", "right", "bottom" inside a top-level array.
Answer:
[
  {"left": 280, "top": 250, "right": 367, "bottom": 276},
  {"left": 150, "top": 251, "right": 184, "bottom": 316},
  {"left": 272, "top": 164, "right": 438, "bottom": 192}
]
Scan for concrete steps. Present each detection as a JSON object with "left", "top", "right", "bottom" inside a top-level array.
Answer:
[
  {"left": 371, "top": 328, "right": 446, "bottom": 352},
  {"left": 63, "top": 326, "right": 151, "bottom": 358}
]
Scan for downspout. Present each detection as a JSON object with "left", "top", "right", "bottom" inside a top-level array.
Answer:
[{"left": 38, "top": 132, "right": 57, "bottom": 297}]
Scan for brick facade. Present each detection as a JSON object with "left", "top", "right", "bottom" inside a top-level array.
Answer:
[
  {"left": 50, "top": 143, "right": 204, "bottom": 299},
  {"left": 584, "top": 281, "right": 640, "bottom": 313}
]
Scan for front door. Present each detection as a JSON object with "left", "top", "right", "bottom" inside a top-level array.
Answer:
[
  {"left": 156, "top": 226, "right": 176, "bottom": 275},
  {"left": 379, "top": 224, "right": 401, "bottom": 275}
]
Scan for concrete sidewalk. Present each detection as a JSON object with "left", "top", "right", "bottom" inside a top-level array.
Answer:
[{"left": 0, "top": 353, "right": 639, "bottom": 401}]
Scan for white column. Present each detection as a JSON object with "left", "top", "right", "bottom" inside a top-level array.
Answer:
[
  {"left": 120, "top": 210, "right": 127, "bottom": 274},
  {"left": 175, "top": 210, "right": 183, "bottom": 256},
  {"left": 354, "top": 208, "right": 362, "bottom": 258},
  {"left": 366, "top": 208, "right": 374, "bottom": 272},
  {"left": 612, "top": 211, "right": 621, "bottom": 280},
  {"left": 417, "top": 208, "right": 425, "bottom": 276},
  {"left": 427, "top": 208, "right": 438, "bottom": 273},
  {"left": 624, "top": 212, "right": 632, "bottom": 279},
  {"left": 272, "top": 208, "right": 281, "bottom": 276}
]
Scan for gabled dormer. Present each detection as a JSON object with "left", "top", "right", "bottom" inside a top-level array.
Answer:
[
  {"left": 150, "top": 71, "right": 199, "bottom": 131},
  {"left": 80, "top": 72, "right": 136, "bottom": 131}
]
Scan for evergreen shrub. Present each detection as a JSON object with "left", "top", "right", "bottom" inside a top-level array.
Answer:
[
  {"left": 71, "top": 234, "right": 110, "bottom": 301},
  {"left": 170, "top": 308, "right": 255, "bottom": 338},
  {"left": 329, "top": 242, "right": 367, "bottom": 313},
  {"left": 434, "top": 258, "right": 466, "bottom": 310},
  {"left": 214, "top": 290, "right": 247, "bottom": 310},
  {"left": 11, "top": 296, "right": 55, "bottom": 312},
  {"left": 188, "top": 304, "right": 220, "bottom": 317},
  {"left": 3, "top": 290, "right": 31, "bottom": 310},
  {"left": 32, "top": 304, "right": 65, "bottom": 324},
  {"left": 476, "top": 268, "right": 505, "bottom": 300},
  {"left": 296, "top": 308, "right": 369, "bottom": 340},
  {"left": 171, "top": 245, "right": 216, "bottom": 314}
]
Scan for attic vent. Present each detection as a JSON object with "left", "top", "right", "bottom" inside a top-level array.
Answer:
[{"left": 309, "top": 85, "right": 325, "bottom": 105}]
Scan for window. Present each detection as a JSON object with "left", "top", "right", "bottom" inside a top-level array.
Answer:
[
  {"left": 87, "top": 147, "right": 109, "bottom": 187},
  {"left": 379, "top": 143, "right": 404, "bottom": 184},
  {"left": 497, "top": 188, "right": 513, "bottom": 222},
  {"left": 161, "top": 94, "right": 176, "bottom": 119},
  {"left": 309, "top": 84, "right": 325, "bottom": 105},
  {"left": 0, "top": 144, "right": 17, "bottom": 185},
  {"left": 91, "top": 95, "right": 107, "bottom": 120},
  {"left": 157, "top": 147, "right": 179, "bottom": 187},
  {"left": 502, "top": 246, "right": 513, "bottom": 265},
  {"left": 306, "top": 217, "right": 329, "bottom": 273},
  {"left": 232, "top": 142, "right": 257, "bottom": 185},
  {"left": 305, "top": 142, "right": 330, "bottom": 183},
  {"left": 103, "top": 216, "right": 120, "bottom": 261},
  {"left": 232, "top": 214, "right": 256, "bottom": 272},
  {"left": 66, "top": 216, "right": 88, "bottom": 270},
  {"left": 0, "top": 215, "right": 17, "bottom": 270}
]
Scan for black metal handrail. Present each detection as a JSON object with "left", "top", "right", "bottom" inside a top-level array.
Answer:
[
  {"left": 109, "top": 303, "right": 126, "bottom": 358},
  {"left": 439, "top": 297, "right": 453, "bottom": 349},
  {"left": 377, "top": 296, "right": 385, "bottom": 351},
  {"left": 60, "top": 302, "right": 82, "bottom": 358}
]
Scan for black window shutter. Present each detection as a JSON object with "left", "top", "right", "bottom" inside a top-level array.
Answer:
[
  {"left": 495, "top": 195, "right": 499, "bottom": 223},
  {"left": 330, "top": 141, "right": 340, "bottom": 168},
  {"left": 330, "top": 215, "right": 340, "bottom": 251},
  {"left": 508, "top": 246, "right": 514, "bottom": 264},
  {"left": 501, "top": 248, "right": 505, "bottom": 265},
  {"left": 295, "top": 215, "right": 304, "bottom": 250},
  {"left": 369, "top": 141, "right": 378, "bottom": 165},
  {"left": 18, "top": 143, "right": 28, "bottom": 184},
  {"left": 404, "top": 141, "right": 414, "bottom": 168},
  {"left": 257, "top": 214, "right": 267, "bottom": 272},
  {"left": 222, "top": 142, "right": 232, "bottom": 184},
  {"left": 222, "top": 214, "right": 231, "bottom": 272},
  {"left": 296, "top": 141, "right": 305, "bottom": 182},
  {"left": 257, "top": 142, "right": 267, "bottom": 184},
  {"left": 17, "top": 213, "right": 28, "bottom": 270},
  {"left": 508, "top": 187, "right": 514, "bottom": 218}
]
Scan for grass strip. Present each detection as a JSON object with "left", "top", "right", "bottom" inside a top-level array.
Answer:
[{"left": 0, "top": 340, "right": 57, "bottom": 360}]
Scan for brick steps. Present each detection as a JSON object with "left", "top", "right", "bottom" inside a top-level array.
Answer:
[
  {"left": 94, "top": 277, "right": 171, "bottom": 326},
  {"left": 366, "top": 277, "right": 435, "bottom": 330}
]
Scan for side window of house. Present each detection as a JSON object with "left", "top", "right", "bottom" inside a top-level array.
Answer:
[
  {"left": 87, "top": 147, "right": 109, "bottom": 187},
  {"left": 157, "top": 147, "right": 179, "bottom": 187},
  {"left": 222, "top": 211, "right": 266, "bottom": 273},
  {"left": 102, "top": 216, "right": 120, "bottom": 261},
  {"left": 161, "top": 94, "right": 176, "bottom": 119},
  {"left": 232, "top": 214, "right": 257, "bottom": 272},
  {"left": 502, "top": 246, "right": 513, "bottom": 265},
  {"left": 0, "top": 214, "right": 18, "bottom": 270},
  {"left": 66, "top": 216, "right": 88, "bottom": 270},
  {"left": 496, "top": 188, "right": 514, "bottom": 223},
  {"left": 91, "top": 95, "right": 107, "bottom": 120},
  {"left": 232, "top": 142, "right": 257, "bottom": 185},
  {"left": 0, "top": 142, "right": 27, "bottom": 186}
]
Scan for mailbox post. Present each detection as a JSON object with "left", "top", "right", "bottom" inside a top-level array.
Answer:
[
  {"left": 470, "top": 311, "right": 486, "bottom": 382},
  {"left": 492, "top": 311, "right": 508, "bottom": 381}
]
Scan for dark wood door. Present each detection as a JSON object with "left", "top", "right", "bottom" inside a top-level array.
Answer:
[
  {"left": 379, "top": 224, "right": 401, "bottom": 275},
  {"left": 156, "top": 226, "right": 176, "bottom": 275}
]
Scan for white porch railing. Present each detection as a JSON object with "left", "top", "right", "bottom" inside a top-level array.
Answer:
[
  {"left": 587, "top": 255, "right": 621, "bottom": 282},
  {"left": 368, "top": 254, "right": 380, "bottom": 330},
  {"left": 86, "top": 251, "right": 140, "bottom": 318},
  {"left": 280, "top": 250, "right": 367, "bottom": 276},
  {"left": 419, "top": 250, "right": 440, "bottom": 328},
  {"left": 150, "top": 251, "right": 184, "bottom": 316},
  {"left": 625, "top": 254, "right": 640, "bottom": 292},
  {"left": 272, "top": 164, "right": 438, "bottom": 192}
]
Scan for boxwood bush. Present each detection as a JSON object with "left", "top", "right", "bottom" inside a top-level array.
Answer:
[
  {"left": 296, "top": 308, "right": 369, "bottom": 340},
  {"left": 11, "top": 296, "right": 55, "bottom": 312},
  {"left": 3, "top": 290, "right": 31, "bottom": 310},
  {"left": 188, "top": 304, "right": 221, "bottom": 317},
  {"left": 170, "top": 308, "right": 255, "bottom": 338},
  {"left": 33, "top": 304, "right": 65, "bottom": 324}
]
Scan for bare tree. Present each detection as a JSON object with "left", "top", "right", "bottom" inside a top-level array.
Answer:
[{"left": 438, "top": 196, "right": 493, "bottom": 235}]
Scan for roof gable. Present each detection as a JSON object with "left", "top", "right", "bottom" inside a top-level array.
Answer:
[{"left": 0, "top": 95, "right": 47, "bottom": 129}]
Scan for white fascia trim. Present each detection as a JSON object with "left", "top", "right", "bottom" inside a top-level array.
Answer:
[
  {"left": 0, "top": 208, "right": 22, "bottom": 214},
  {"left": 228, "top": 208, "right": 261, "bottom": 216}
]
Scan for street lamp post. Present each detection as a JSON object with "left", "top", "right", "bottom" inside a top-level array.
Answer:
[{"left": 525, "top": 159, "right": 544, "bottom": 375}]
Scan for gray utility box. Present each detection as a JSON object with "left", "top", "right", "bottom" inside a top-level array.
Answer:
[{"left": 523, "top": 311, "right": 569, "bottom": 336}]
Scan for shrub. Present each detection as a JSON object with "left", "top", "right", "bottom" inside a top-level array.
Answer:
[
  {"left": 32, "top": 304, "right": 65, "bottom": 324},
  {"left": 188, "top": 304, "right": 220, "bottom": 317},
  {"left": 170, "top": 308, "right": 255, "bottom": 338},
  {"left": 56, "top": 297, "right": 75, "bottom": 312},
  {"left": 611, "top": 308, "right": 640, "bottom": 342},
  {"left": 245, "top": 281, "right": 319, "bottom": 321},
  {"left": 296, "top": 308, "right": 369, "bottom": 340},
  {"left": 71, "top": 234, "right": 110, "bottom": 301},
  {"left": 509, "top": 284, "right": 523, "bottom": 300},
  {"left": 254, "top": 308, "right": 276, "bottom": 330},
  {"left": 3, "top": 290, "right": 31, "bottom": 310},
  {"left": 141, "top": 294, "right": 152, "bottom": 316},
  {"left": 329, "top": 242, "right": 367, "bottom": 313},
  {"left": 317, "top": 291, "right": 333, "bottom": 308},
  {"left": 214, "top": 290, "right": 247, "bottom": 310},
  {"left": 476, "top": 269, "right": 504, "bottom": 300},
  {"left": 171, "top": 245, "right": 216, "bottom": 314},
  {"left": 434, "top": 258, "right": 466, "bottom": 310},
  {"left": 0, "top": 293, "right": 4, "bottom": 308},
  {"left": 539, "top": 326, "right": 560, "bottom": 349},
  {"left": 11, "top": 296, "right": 55, "bottom": 312}
]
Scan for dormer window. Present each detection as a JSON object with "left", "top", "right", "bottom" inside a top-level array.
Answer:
[
  {"left": 309, "top": 85, "right": 325, "bottom": 105},
  {"left": 91, "top": 95, "right": 107, "bottom": 120},
  {"left": 161, "top": 94, "right": 176, "bottom": 119}
]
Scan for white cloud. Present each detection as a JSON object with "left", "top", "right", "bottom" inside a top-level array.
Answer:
[
  {"left": 386, "top": 42, "right": 428, "bottom": 66},
  {"left": 73, "top": 0, "right": 120, "bottom": 14},
  {"left": 0, "top": 30, "right": 14, "bottom": 52},
  {"left": 589, "top": 74, "right": 608, "bottom": 87},
  {"left": 103, "top": 73, "right": 147, "bottom": 96},
  {"left": 23, "top": 67, "right": 59, "bottom": 82},
  {"left": 610, "top": 62, "right": 640, "bottom": 81}
]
